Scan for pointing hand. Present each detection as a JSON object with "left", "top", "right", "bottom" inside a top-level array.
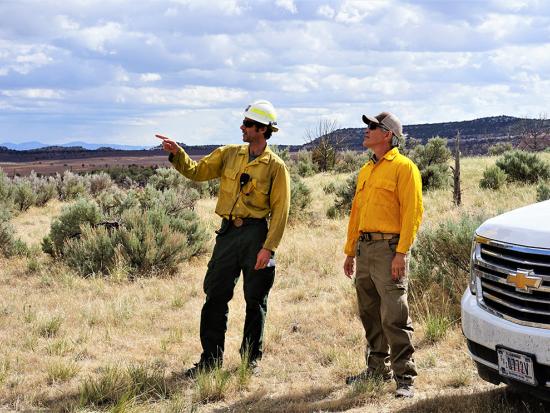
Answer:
[{"left": 156, "top": 134, "right": 180, "bottom": 155}]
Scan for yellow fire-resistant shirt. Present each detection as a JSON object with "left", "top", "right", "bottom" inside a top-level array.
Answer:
[
  {"left": 344, "top": 147, "right": 423, "bottom": 256},
  {"left": 170, "top": 144, "right": 290, "bottom": 252}
]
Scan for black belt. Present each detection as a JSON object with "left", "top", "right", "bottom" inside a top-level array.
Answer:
[
  {"left": 226, "top": 217, "right": 266, "bottom": 228},
  {"left": 359, "top": 232, "right": 399, "bottom": 242}
]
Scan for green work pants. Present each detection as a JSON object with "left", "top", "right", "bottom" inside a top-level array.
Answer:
[
  {"left": 355, "top": 238, "right": 417, "bottom": 384},
  {"left": 199, "top": 220, "right": 275, "bottom": 366}
]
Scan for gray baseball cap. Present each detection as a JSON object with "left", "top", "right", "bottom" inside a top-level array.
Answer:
[{"left": 362, "top": 111, "right": 403, "bottom": 138}]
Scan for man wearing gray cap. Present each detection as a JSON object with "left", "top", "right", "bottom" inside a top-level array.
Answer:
[{"left": 343, "top": 111, "right": 423, "bottom": 398}]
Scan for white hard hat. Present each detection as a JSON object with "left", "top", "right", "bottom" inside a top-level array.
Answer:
[{"left": 243, "top": 100, "right": 279, "bottom": 132}]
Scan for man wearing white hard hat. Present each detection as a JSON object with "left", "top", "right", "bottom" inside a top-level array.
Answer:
[
  {"left": 157, "top": 100, "right": 290, "bottom": 376},
  {"left": 343, "top": 111, "right": 423, "bottom": 398}
]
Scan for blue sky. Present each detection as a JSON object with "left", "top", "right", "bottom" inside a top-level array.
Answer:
[{"left": 1, "top": 0, "right": 550, "bottom": 147}]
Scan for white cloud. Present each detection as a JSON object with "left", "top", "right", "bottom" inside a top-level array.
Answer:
[
  {"left": 275, "top": 0, "right": 298, "bottom": 14},
  {"left": 168, "top": 0, "right": 245, "bottom": 15},
  {"left": 489, "top": 0, "right": 531, "bottom": 13},
  {"left": 335, "top": 0, "right": 391, "bottom": 23},
  {"left": 0, "top": 40, "right": 55, "bottom": 75},
  {"left": 317, "top": 4, "right": 335, "bottom": 19},
  {"left": 54, "top": 15, "right": 80, "bottom": 31},
  {"left": 478, "top": 13, "right": 531, "bottom": 40},
  {"left": 118, "top": 86, "right": 247, "bottom": 107},
  {"left": 74, "top": 22, "right": 124, "bottom": 54},
  {"left": 140, "top": 73, "right": 162, "bottom": 82},
  {"left": 1, "top": 0, "right": 550, "bottom": 145},
  {"left": 1, "top": 89, "right": 63, "bottom": 99}
]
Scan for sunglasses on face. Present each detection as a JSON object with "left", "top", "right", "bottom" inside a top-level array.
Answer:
[
  {"left": 367, "top": 123, "right": 390, "bottom": 132},
  {"left": 242, "top": 119, "right": 261, "bottom": 128}
]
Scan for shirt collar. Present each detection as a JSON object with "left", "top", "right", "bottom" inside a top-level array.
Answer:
[
  {"left": 239, "top": 144, "right": 271, "bottom": 164},
  {"left": 369, "top": 147, "right": 399, "bottom": 165},
  {"left": 382, "top": 147, "right": 400, "bottom": 161}
]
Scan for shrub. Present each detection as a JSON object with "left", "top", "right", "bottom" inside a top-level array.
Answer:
[
  {"left": 148, "top": 168, "right": 217, "bottom": 199},
  {"left": 479, "top": 165, "right": 507, "bottom": 190},
  {"left": 88, "top": 165, "right": 157, "bottom": 188},
  {"left": 45, "top": 188, "right": 208, "bottom": 277},
  {"left": 139, "top": 185, "right": 200, "bottom": 214},
  {"left": 0, "top": 169, "right": 13, "bottom": 205},
  {"left": 420, "top": 164, "right": 450, "bottom": 192},
  {"left": 288, "top": 174, "right": 312, "bottom": 220},
  {"left": 12, "top": 180, "right": 37, "bottom": 212},
  {"left": 42, "top": 199, "right": 103, "bottom": 256},
  {"left": 488, "top": 142, "right": 513, "bottom": 156},
  {"left": 323, "top": 181, "right": 337, "bottom": 194},
  {"left": 334, "top": 150, "right": 369, "bottom": 173},
  {"left": 63, "top": 225, "right": 119, "bottom": 276},
  {"left": 88, "top": 172, "right": 113, "bottom": 197},
  {"left": 410, "top": 212, "right": 488, "bottom": 316},
  {"left": 117, "top": 207, "right": 206, "bottom": 277},
  {"left": 270, "top": 145, "right": 291, "bottom": 163},
  {"left": 409, "top": 137, "right": 451, "bottom": 191},
  {"left": 536, "top": 181, "right": 550, "bottom": 202},
  {"left": 148, "top": 168, "right": 184, "bottom": 191},
  {"left": 204, "top": 179, "right": 220, "bottom": 197},
  {"left": 292, "top": 151, "right": 317, "bottom": 177},
  {"left": 29, "top": 173, "right": 57, "bottom": 207},
  {"left": 495, "top": 150, "right": 550, "bottom": 184},
  {"left": 0, "top": 220, "right": 16, "bottom": 257},
  {"left": 95, "top": 186, "right": 134, "bottom": 219},
  {"left": 327, "top": 172, "right": 357, "bottom": 218},
  {"left": 312, "top": 142, "right": 336, "bottom": 172},
  {"left": 57, "top": 171, "right": 88, "bottom": 200},
  {"left": 0, "top": 211, "right": 27, "bottom": 257}
]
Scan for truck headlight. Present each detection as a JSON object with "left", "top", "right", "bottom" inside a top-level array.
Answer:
[{"left": 469, "top": 237, "right": 479, "bottom": 295}]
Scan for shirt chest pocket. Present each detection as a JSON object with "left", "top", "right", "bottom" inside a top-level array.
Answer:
[
  {"left": 372, "top": 179, "right": 396, "bottom": 206},
  {"left": 221, "top": 168, "right": 240, "bottom": 195},
  {"left": 243, "top": 177, "right": 270, "bottom": 211},
  {"left": 355, "top": 177, "right": 367, "bottom": 195}
]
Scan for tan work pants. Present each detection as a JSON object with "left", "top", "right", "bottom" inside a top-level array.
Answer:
[{"left": 355, "top": 238, "right": 417, "bottom": 384}]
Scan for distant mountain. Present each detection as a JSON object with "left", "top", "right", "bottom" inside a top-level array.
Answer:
[
  {"left": 0, "top": 141, "right": 46, "bottom": 151},
  {"left": 312, "top": 115, "right": 543, "bottom": 155},
  {"left": 1, "top": 116, "right": 546, "bottom": 161},
  {"left": 0, "top": 141, "right": 150, "bottom": 151}
]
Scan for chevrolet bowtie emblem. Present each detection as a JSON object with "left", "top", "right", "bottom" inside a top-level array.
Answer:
[{"left": 507, "top": 269, "right": 542, "bottom": 293}]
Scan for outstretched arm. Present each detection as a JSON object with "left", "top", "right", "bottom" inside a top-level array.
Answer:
[{"left": 155, "top": 133, "right": 224, "bottom": 181}]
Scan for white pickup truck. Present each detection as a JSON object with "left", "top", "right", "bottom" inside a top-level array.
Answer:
[{"left": 461, "top": 200, "right": 550, "bottom": 400}]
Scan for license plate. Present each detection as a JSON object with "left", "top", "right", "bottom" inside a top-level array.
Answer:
[{"left": 497, "top": 348, "right": 536, "bottom": 386}]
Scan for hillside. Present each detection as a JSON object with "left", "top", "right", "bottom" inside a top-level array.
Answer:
[
  {"left": 316, "top": 115, "right": 547, "bottom": 155},
  {"left": 0, "top": 116, "right": 547, "bottom": 164}
]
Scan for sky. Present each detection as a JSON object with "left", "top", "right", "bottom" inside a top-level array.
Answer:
[{"left": 1, "top": 0, "right": 550, "bottom": 147}]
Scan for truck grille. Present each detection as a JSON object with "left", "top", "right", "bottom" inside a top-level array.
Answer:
[{"left": 473, "top": 237, "right": 550, "bottom": 329}]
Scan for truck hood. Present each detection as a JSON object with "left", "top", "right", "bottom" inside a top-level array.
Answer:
[{"left": 476, "top": 200, "right": 550, "bottom": 249}]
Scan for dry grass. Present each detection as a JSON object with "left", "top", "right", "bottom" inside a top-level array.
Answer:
[{"left": 0, "top": 154, "right": 549, "bottom": 412}]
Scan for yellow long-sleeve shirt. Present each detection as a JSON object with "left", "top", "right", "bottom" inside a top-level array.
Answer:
[
  {"left": 170, "top": 144, "right": 290, "bottom": 252},
  {"left": 344, "top": 147, "right": 423, "bottom": 256}
]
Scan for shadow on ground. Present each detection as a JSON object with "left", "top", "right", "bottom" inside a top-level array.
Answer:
[
  {"left": 33, "top": 365, "right": 382, "bottom": 412},
  {"left": 397, "top": 386, "right": 550, "bottom": 413},
  {"left": 29, "top": 371, "right": 550, "bottom": 413}
]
